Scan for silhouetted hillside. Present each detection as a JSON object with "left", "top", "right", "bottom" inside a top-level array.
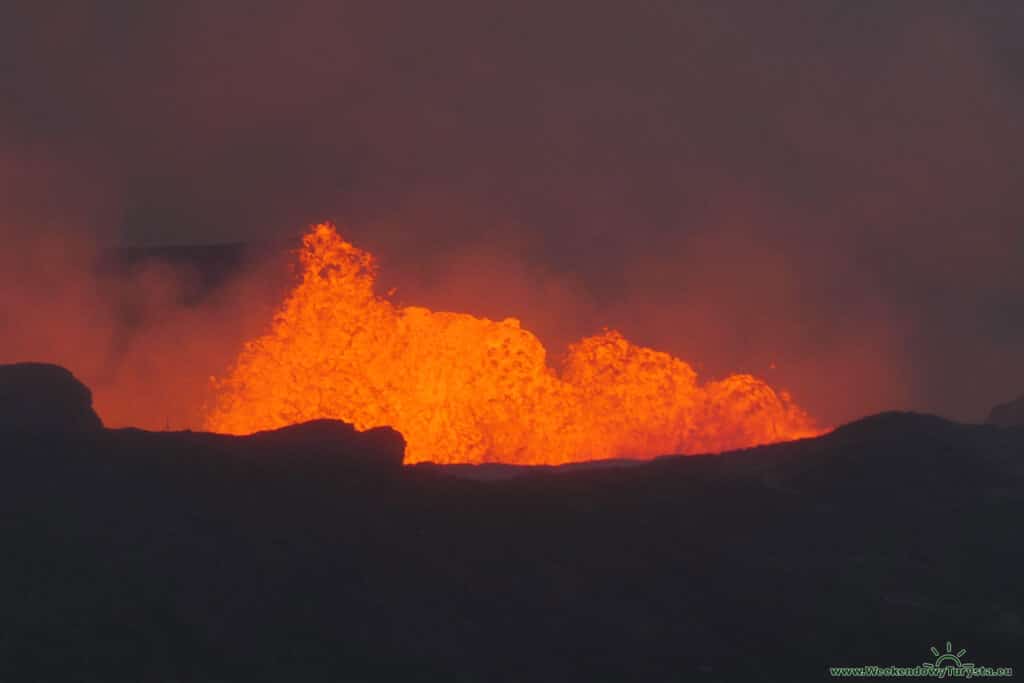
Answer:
[
  {"left": 1, "top": 372, "right": 1022, "bottom": 681},
  {"left": 988, "top": 394, "right": 1024, "bottom": 428}
]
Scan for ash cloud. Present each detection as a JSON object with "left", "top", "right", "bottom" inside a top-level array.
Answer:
[
  {"left": 0, "top": 150, "right": 290, "bottom": 429},
  {"left": 1, "top": 0, "right": 1022, "bottom": 426}
]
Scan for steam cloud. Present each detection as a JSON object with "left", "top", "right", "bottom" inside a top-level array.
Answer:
[{"left": 1, "top": 1, "right": 1022, "bottom": 428}]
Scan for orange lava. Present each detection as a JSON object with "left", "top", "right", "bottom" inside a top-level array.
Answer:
[{"left": 204, "top": 223, "right": 821, "bottom": 464}]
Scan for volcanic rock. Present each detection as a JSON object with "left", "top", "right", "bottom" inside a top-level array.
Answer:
[
  {"left": 242, "top": 418, "right": 406, "bottom": 470},
  {"left": 987, "top": 394, "right": 1024, "bottom": 427},
  {"left": 0, "top": 362, "right": 103, "bottom": 433},
  {"left": 2, "top": 390, "right": 1022, "bottom": 682}
]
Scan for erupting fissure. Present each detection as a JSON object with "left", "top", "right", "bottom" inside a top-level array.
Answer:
[{"left": 204, "top": 223, "right": 821, "bottom": 464}]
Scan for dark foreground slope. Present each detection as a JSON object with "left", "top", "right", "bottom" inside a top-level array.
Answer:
[{"left": 2, "top": 401, "right": 1023, "bottom": 681}]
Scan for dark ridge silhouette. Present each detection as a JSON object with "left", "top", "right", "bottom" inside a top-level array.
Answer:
[
  {"left": 226, "top": 418, "right": 405, "bottom": 471},
  {"left": 988, "top": 394, "right": 1024, "bottom": 428},
  {"left": 1, "top": 368, "right": 1022, "bottom": 682},
  {"left": 100, "top": 421, "right": 407, "bottom": 481},
  {"left": 0, "top": 362, "right": 103, "bottom": 432}
]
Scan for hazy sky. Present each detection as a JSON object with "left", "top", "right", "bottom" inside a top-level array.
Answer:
[{"left": 1, "top": 0, "right": 1022, "bottom": 425}]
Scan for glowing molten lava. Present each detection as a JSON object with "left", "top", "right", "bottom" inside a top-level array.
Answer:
[{"left": 204, "top": 224, "right": 820, "bottom": 464}]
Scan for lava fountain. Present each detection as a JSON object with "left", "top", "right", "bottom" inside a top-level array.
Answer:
[{"left": 204, "top": 223, "right": 821, "bottom": 464}]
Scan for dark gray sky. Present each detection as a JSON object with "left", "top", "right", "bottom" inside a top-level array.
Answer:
[{"left": 1, "top": 0, "right": 1022, "bottom": 426}]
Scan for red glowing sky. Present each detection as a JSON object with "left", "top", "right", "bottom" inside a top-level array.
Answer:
[{"left": 0, "top": 2, "right": 1022, "bottom": 430}]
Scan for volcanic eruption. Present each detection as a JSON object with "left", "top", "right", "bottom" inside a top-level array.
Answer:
[{"left": 204, "top": 223, "right": 821, "bottom": 464}]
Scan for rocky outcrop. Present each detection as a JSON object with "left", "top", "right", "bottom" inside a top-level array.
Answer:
[
  {"left": 242, "top": 418, "right": 406, "bottom": 470},
  {"left": 0, "top": 362, "right": 103, "bottom": 433}
]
